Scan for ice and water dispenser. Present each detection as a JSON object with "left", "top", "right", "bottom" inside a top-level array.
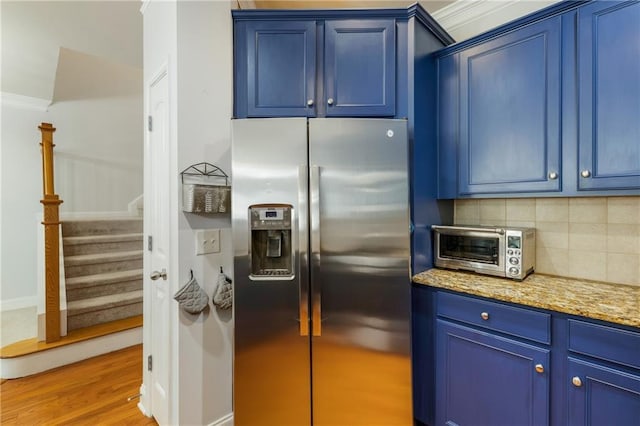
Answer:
[{"left": 249, "top": 205, "right": 293, "bottom": 279}]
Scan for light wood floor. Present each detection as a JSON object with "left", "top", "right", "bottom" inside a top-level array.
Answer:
[{"left": 0, "top": 344, "right": 157, "bottom": 425}]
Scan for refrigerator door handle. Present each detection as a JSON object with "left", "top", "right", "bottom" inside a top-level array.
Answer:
[
  {"left": 310, "top": 165, "right": 322, "bottom": 336},
  {"left": 298, "top": 165, "right": 309, "bottom": 337}
]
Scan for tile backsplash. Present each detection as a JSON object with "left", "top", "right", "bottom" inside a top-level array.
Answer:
[{"left": 454, "top": 197, "right": 640, "bottom": 286}]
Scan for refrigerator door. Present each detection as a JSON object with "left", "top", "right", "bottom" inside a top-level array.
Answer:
[
  {"left": 309, "top": 118, "right": 412, "bottom": 425},
  {"left": 232, "top": 118, "right": 311, "bottom": 426}
]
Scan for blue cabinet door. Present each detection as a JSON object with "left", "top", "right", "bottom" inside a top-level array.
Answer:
[
  {"left": 458, "top": 17, "right": 562, "bottom": 195},
  {"left": 568, "top": 357, "right": 640, "bottom": 426},
  {"left": 436, "top": 320, "right": 550, "bottom": 426},
  {"left": 245, "top": 21, "right": 317, "bottom": 117},
  {"left": 324, "top": 19, "right": 395, "bottom": 116},
  {"left": 577, "top": 1, "right": 640, "bottom": 191}
]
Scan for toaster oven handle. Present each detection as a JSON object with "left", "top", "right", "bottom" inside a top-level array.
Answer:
[{"left": 431, "top": 225, "right": 505, "bottom": 235}]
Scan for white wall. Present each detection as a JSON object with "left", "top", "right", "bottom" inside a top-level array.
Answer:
[
  {"left": 175, "top": 1, "right": 234, "bottom": 422},
  {"left": 0, "top": 0, "right": 143, "bottom": 310},
  {"left": 142, "top": 1, "right": 234, "bottom": 425},
  {"left": 0, "top": 86, "right": 142, "bottom": 309},
  {"left": 0, "top": 103, "right": 48, "bottom": 308}
]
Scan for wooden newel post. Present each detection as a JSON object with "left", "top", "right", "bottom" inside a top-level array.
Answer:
[{"left": 39, "top": 122, "right": 63, "bottom": 343}]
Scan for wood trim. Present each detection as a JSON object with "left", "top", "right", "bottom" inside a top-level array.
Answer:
[
  {"left": 39, "top": 123, "right": 62, "bottom": 343},
  {"left": 1, "top": 315, "right": 143, "bottom": 359}
]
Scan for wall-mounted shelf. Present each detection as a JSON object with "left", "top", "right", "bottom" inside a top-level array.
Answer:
[{"left": 181, "top": 162, "right": 230, "bottom": 214}]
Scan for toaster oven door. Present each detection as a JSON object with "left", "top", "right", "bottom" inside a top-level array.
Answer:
[{"left": 434, "top": 227, "right": 505, "bottom": 276}]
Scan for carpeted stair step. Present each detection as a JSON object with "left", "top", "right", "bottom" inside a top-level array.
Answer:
[
  {"left": 65, "top": 270, "right": 143, "bottom": 301},
  {"left": 63, "top": 233, "right": 143, "bottom": 256},
  {"left": 66, "top": 290, "right": 143, "bottom": 331},
  {"left": 61, "top": 219, "right": 142, "bottom": 237},
  {"left": 64, "top": 250, "right": 143, "bottom": 278}
]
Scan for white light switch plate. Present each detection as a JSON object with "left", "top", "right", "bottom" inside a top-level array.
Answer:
[{"left": 195, "top": 229, "right": 220, "bottom": 255}]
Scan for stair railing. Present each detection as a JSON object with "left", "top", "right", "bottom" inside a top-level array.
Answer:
[{"left": 39, "top": 122, "right": 63, "bottom": 342}]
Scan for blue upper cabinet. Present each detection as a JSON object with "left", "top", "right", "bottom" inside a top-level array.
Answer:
[
  {"left": 244, "top": 21, "right": 317, "bottom": 117},
  {"left": 436, "top": 0, "right": 640, "bottom": 198},
  {"left": 324, "top": 20, "right": 395, "bottom": 116},
  {"left": 458, "top": 17, "right": 562, "bottom": 195},
  {"left": 234, "top": 16, "right": 397, "bottom": 118},
  {"left": 577, "top": 1, "right": 640, "bottom": 191}
]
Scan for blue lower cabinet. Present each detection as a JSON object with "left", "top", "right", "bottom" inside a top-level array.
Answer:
[
  {"left": 436, "top": 319, "right": 550, "bottom": 426},
  {"left": 567, "top": 357, "right": 640, "bottom": 426},
  {"left": 417, "top": 288, "right": 640, "bottom": 425}
]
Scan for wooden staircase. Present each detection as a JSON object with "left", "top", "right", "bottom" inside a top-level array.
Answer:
[{"left": 62, "top": 219, "right": 143, "bottom": 331}]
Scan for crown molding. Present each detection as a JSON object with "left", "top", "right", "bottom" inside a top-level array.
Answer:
[
  {"left": 431, "top": 0, "right": 522, "bottom": 35},
  {"left": 1, "top": 92, "right": 50, "bottom": 112},
  {"left": 432, "top": 0, "right": 563, "bottom": 39}
]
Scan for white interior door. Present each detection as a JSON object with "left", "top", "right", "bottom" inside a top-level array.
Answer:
[{"left": 147, "top": 69, "right": 171, "bottom": 425}]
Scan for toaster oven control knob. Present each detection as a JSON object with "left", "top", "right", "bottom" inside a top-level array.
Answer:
[
  {"left": 509, "top": 267, "right": 519, "bottom": 275},
  {"left": 509, "top": 257, "right": 519, "bottom": 265},
  {"left": 507, "top": 249, "right": 513, "bottom": 255}
]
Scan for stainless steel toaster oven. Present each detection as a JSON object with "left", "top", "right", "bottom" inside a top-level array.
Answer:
[{"left": 432, "top": 225, "right": 535, "bottom": 280}]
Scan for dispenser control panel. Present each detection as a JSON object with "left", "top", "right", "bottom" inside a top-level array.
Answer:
[
  {"left": 251, "top": 206, "right": 291, "bottom": 229},
  {"left": 249, "top": 205, "right": 294, "bottom": 280}
]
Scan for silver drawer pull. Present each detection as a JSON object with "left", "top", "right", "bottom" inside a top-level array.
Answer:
[
  {"left": 572, "top": 376, "right": 583, "bottom": 387},
  {"left": 535, "top": 364, "right": 544, "bottom": 374},
  {"left": 480, "top": 312, "right": 489, "bottom": 321}
]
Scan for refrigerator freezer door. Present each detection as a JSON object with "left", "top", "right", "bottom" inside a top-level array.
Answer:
[
  {"left": 309, "top": 118, "right": 412, "bottom": 425},
  {"left": 231, "top": 118, "right": 311, "bottom": 426}
]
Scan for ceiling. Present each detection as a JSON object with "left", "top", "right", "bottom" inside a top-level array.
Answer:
[
  {"left": 1, "top": 0, "right": 559, "bottom": 104},
  {"left": 1, "top": 0, "right": 142, "bottom": 102}
]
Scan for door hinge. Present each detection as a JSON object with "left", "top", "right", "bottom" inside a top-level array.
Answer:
[
  {"left": 147, "top": 355, "right": 153, "bottom": 372},
  {"left": 148, "top": 115, "right": 153, "bottom": 132},
  {"left": 148, "top": 235, "right": 153, "bottom": 251}
]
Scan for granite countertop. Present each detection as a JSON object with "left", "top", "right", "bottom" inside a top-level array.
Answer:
[{"left": 412, "top": 268, "right": 640, "bottom": 328}]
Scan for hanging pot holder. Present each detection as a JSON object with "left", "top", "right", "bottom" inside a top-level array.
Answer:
[
  {"left": 213, "top": 268, "right": 233, "bottom": 310},
  {"left": 174, "top": 270, "right": 209, "bottom": 314}
]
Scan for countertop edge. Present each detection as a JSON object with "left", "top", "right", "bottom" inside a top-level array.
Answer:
[{"left": 412, "top": 269, "right": 640, "bottom": 329}]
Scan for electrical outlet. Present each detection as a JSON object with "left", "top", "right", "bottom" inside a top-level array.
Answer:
[{"left": 195, "top": 229, "right": 220, "bottom": 255}]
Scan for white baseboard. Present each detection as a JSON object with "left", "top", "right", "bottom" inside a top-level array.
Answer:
[
  {"left": 209, "top": 413, "right": 233, "bottom": 426},
  {"left": 137, "top": 384, "right": 152, "bottom": 418},
  {"left": 0, "top": 296, "right": 37, "bottom": 312},
  {"left": 1, "top": 327, "right": 142, "bottom": 379}
]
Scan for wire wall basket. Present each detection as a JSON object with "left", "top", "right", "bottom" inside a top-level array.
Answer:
[{"left": 181, "top": 162, "right": 231, "bottom": 214}]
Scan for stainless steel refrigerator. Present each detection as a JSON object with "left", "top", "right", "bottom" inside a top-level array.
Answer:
[{"left": 231, "top": 117, "right": 411, "bottom": 426}]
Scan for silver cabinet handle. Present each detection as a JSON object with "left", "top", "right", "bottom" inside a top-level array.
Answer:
[
  {"left": 327, "top": 98, "right": 334, "bottom": 106},
  {"left": 310, "top": 165, "right": 322, "bottom": 337},
  {"left": 307, "top": 99, "right": 314, "bottom": 107},
  {"left": 572, "top": 376, "right": 583, "bottom": 387},
  {"left": 298, "top": 166, "right": 309, "bottom": 337},
  {"left": 548, "top": 171, "right": 558, "bottom": 180},
  {"left": 150, "top": 269, "right": 167, "bottom": 281},
  {"left": 535, "top": 364, "right": 544, "bottom": 374},
  {"left": 581, "top": 170, "right": 591, "bottom": 178},
  {"left": 481, "top": 312, "right": 489, "bottom": 320}
]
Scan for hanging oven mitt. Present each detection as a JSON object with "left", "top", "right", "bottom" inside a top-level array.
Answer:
[
  {"left": 213, "top": 268, "right": 233, "bottom": 310},
  {"left": 173, "top": 270, "right": 209, "bottom": 314}
]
